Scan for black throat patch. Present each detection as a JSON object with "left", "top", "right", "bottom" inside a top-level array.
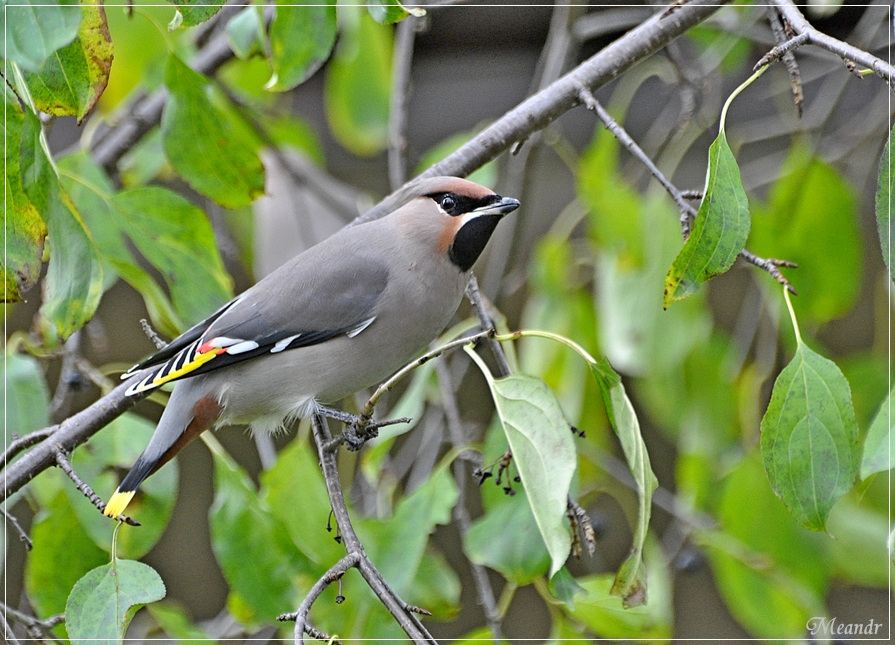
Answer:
[{"left": 448, "top": 214, "right": 503, "bottom": 272}]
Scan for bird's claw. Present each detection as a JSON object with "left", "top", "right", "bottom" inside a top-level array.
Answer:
[{"left": 316, "top": 407, "right": 413, "bottom": 452}]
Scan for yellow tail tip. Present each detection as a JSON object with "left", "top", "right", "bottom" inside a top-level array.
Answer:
[{"left": 104, "top": 489, "right": 136, "bottom": 518}]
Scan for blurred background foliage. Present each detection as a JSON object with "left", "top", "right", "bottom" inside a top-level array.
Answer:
[{"left": 3, "top": 0, "right": 892, "bottom": 641}]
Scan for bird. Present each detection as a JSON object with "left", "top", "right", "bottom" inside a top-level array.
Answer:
[{"left": 103, "top": 177, "right": 520, "bottom": 518}]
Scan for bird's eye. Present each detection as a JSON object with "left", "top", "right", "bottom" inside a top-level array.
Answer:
[{"left": 440, "top": 195, "right": 456, "bottom": 211}]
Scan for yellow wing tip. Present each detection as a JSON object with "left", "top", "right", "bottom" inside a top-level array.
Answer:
[{"left": 104, "top": 489, "right": 136, "bottom": 518}]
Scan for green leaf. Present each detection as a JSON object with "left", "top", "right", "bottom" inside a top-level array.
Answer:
[
  {"left": 664, "top": 131, "right": 750, "bottom": 307},
  {"left": 167, "top": 0, "right": 224, "bottom": 27},
  {"left": 591, "top": 359, "right": 657, "bottom": 607},
  {"left": 162, "top": 53, "right": 265, "bottom": 208},
  {"left": 20, "top": 109, "right": 103, "bottom": 340},
  {"left": 750, "top": 144, "right": 861, "bottom": 324},
  {"left": 65, "top": 557, "right": 166, "bottom": 643},
  {"left": 324, "top": 8, "right": 392, "bottom": 156},
  {"left": 2, "top": 0, "right": 82, "bottom": 72},
  {"left": 410, "top": 549, "right": 461, "bottom": 619},
  {"left": 367, "top": 0, "right": 410, "bottom": 24},
  {"left": 146, "top": 602, "right": 216, "bottom": 642},
  {"left": 112, "top": 186, "right": 233, "bottom": 327},
  {"left": 2, "top": 351, "right": 51, "bottom": 438},
  {"left": 760, "top": 336, "right": 860, "bottom": 531},
  {"left": 356, "top": 459, "right": 458, "bottom": 598},
  {"left": 25, "top": 491, "right": 109, "bottom": 634},
  {"left": 226, "top": 6, "right": 265, "bottom": 60},
  {"left": 266, "top": 0, "right": 337, "bottom": 91},
  {"left": 58, "top": 152, "right": 185, "bottom": 335},
  {"left": 259, "top": 113, "right": 325, "bottom": 164},
  {"left": 565, "top": 539, "right": 672, "bottom": 641},
  {"left": 68, "top": 413, "right": 177, "bottom": 559},
  {"left": 464, "top": 494, "right": 551, "bottom": 585},
  {"left": 707, "top": 452, "right": 827, "bottom": 640},
  {"left": 466, "top": 348, "right": 575, "bottom": 577},
  {"left": 361, "top": 358, "right": 437, "bottom": 484},
  {"left": 208, "top": 440, "right": 306, "bottom": 625},
  {"left": 3, "top": 90, "right": 47, "bottom": 302},
  {"left": 825, "top": 494, "right": 889, "bottom": 587},
  {"left": 548, "top": 566, "right": 586, "bottom": 608},
  {"left": 861, "top": 387, "right": 892, "bottom": 479},
  {"left": 260, "top": 436, "right": 342, "bottom": 567},
  {"left": 578, "top": 125, "right": 644, "bottom": 265},
  {"left": 22, "top": 0, "right": 113, "bottom": 122},
  {"left": 876, "top": 124, "right": 893, "bottom": 284}
]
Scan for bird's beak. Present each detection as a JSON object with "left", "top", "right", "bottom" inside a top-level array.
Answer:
[{"left": 473, "top": 196, "right": 521, "bottom": 217}]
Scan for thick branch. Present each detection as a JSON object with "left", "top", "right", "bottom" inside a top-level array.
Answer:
[
  {"left": 89, "top": 10, "right": 249, "bottom": 173},
  {"left": 353, "top": 0, "right": 729, "bottom": 225},
  {"left": 1, "top": 380, "right": 146, "bottom": 502},
  {"left": 3, "top": 0, "right": 728, "bottom": 509}
]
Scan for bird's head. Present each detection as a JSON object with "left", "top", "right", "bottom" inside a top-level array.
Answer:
[{"left": 394, "top": 177, "right": 520, "bottom": 272}]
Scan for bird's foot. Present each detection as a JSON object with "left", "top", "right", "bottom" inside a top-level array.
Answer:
[{"left": 317, "top": 406, "right": 412, "bottom": 452}]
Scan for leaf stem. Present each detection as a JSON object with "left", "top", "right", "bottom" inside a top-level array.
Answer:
[
  {"left": 112, "top": 520, "right": 122, "bottom": 558},
  {"left": 494, "top": 330, "right": 598, "bottom": 366},
  {"left": 782, "top": 287, "right": 803, "bottom": 346},
  {"left": 719, "top": 65, "right": 768, "bottom": 135}
]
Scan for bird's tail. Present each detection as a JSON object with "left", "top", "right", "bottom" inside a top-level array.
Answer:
[{"left": 104, "top": 391, "right": 222, "bottom": 518}]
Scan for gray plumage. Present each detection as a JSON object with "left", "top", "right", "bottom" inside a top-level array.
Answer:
[{"left": 105, "top": 177, "right": 519, "bottom": 517}]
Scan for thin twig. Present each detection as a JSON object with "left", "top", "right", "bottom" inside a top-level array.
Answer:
[
  {"left": 353, "top": 328, "right": 495, "bottom": 438},
  {"left": 387, "top": 16, "right": 421, "bottom": 191},
  {"left": 765, "top": 7, "right": 804, "bottom": 117},
  {"left": 770, "top": 0, "right": 895, "bottom": 86},
  {"left": 436, "top": 359, "right": 503, "bottom": 639},
  {"left": 140, "top": 318, "right": 167, "bottom": 349},
  {"left": 0, "top": 601, "right": 65, "bottom": 645},
  {"left": 737, "top": 250, "right": 798, "bottom": 295},
  {"left": 465, "top": 276, "right": 512, "bottom": 378},
  {"left": 1, "top": 506, "right": 33, "bottom": 550},
  {"left": 752, "top": 31, "right": 809, "bottom": 71},
  {"left": 0, "top": 611, "right": 20, "bottom": 645},
  {"left": 309, "top": 414, "right": 435, "bottom": 643},
  {"left": 576, "top": 85, "right": 697, "bottom": 236},
  {"left": 279, "top": 553, "right": 359, "bottom": 645},
  {"left": 54, "top": 449, "right": 140, "bottom": 526},
  {"left": 49, "top": 331, "right": 83, "bottom": 422},
  {"left": 1, "top": 427, "right": 55, "bottom": 467}
]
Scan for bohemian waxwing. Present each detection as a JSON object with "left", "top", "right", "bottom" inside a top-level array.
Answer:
[{"left": 104, "top": 177, "right": 519, "bottom": 518}]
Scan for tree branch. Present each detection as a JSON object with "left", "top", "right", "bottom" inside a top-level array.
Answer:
[
  {"left": 309, "top": 413, "right": 436, "bottom": 643},
  {"left": 3, "top": 0, "right": 728, "bottom": 518},
  {"left": 1, "top": 379, "right": 147, "bottom": 502},
  {"left": 768, "top": 0, "right": 895, "bottom": 85},
  {"left": 436, "top": 359, "right": 502, "bottom": 639},
  {"left": 353, "top": 0, "right": 730, "bottom": 225},
  {"left": 387, "top": 16, "right": 421, "bottom": 191},
  {"left": 576, "top": 84, "right": 799, "bottom": 293},
  {"left": 279, "top": 553, "right": 359, "bottom": 645}
]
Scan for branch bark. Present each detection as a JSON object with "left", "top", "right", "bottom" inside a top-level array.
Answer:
[
  {"left": 353, "top": 0, "right": 730, "bottom": 225},
  {"left": 770, "top": 0, "right": 895, "bottom": 85},
  {"left": 308, "top": 413, "right": 436, "bottom": 644},
  {"left": 3, "top": 0, "right": 729, "bottom": 511}
]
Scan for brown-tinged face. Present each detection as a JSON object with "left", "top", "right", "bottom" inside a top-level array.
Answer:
[{"left": 414, "top": 177, "right": 520, "bottom": 272}]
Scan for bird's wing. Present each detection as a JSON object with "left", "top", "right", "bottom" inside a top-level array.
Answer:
[{"left": 122, "top": 258, "right": 389, "bottom": 396}]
